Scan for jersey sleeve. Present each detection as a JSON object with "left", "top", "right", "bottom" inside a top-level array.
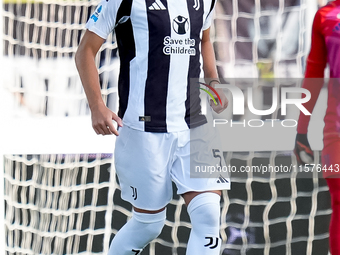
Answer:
[
  {"left": 297, "top": 9, "right": 327, "bottom": 134},
  {"left": 202, "top": 0, "right": 216, "bottom": 30},
  {"left": 85, "top": 0, "right": 122, "bottom": 39},
  {"left": 305, "top": 9, "right": 328, "bottom": 78}
]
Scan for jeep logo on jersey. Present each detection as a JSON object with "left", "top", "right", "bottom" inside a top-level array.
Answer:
[{"left": 173, "top": 15, "right": 189, "bottom": 35}]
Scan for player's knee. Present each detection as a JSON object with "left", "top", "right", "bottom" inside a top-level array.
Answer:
[
  {"left": 327, "top": 179, "right": 340, "bottom": 205},
  {"left": 132, "top": 209, "right": 166, "bottom": 238},
  {"left": 332, "top": 194, "right": 340, "bottom": 208},
  {"left": 187, "top": 192, "right": 221, "bottom": 229}
]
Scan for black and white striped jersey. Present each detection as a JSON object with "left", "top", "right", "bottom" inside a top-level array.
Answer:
[{"left": 86, "top": 0, "right": 216, "bottom": 133}]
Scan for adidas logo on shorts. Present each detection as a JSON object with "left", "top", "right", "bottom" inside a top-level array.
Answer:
[{"left": 217, "top": 175, "right": 229, "bottom": 184}]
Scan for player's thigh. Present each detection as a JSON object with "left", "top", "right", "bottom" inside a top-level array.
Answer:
[
  {"left": 114, "top": 126, "right": 174, "bottom": 210},
  {"left": 322, "top": 138, "right": 340, "bottom": 178},
  {"left": 182, "top": 190, "right": 221, "bottom": 206},
  {"left": 171, "top": 123, "right": 230, "bottom": 195}
]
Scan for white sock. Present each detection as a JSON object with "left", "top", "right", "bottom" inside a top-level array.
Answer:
[
  {"left": 108, "top": 209, "right": 166, "bottom": 255},
  {"left": 186, "top": 193, "right": 221, "bottom": 255}
]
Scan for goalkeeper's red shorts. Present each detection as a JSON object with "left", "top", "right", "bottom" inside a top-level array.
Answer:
[{"left": 322, "top": 138, "right": 340, "bottom": 178}]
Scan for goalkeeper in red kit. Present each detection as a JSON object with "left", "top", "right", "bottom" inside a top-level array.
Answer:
[{"left": 294, "top": 1, "right": 340, "bottom": 254}]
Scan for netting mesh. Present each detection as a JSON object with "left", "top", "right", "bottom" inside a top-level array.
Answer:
[
  {"left": 4, "top": 154, "right": 115, "bottom": 254},
  {"left": 3, "top": 0, "right": 118, "bottom": 117},
  {"left": 221, "top": 151, "right": 331, "bottom": 255},
  {"left": 213, "top": 0, "right": 313, "bottom": 79},
  {"left": 4, "top": 152, "right": 331, "bottom": 255}
]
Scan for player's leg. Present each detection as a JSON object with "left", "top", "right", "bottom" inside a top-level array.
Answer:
[
  {"left": 108, "top": 207, "right": 166, "bottom": 255},
  {"left": 326, "top": 178, "right": 340, "bottom": 255},
  {"left": 182, "top": 191, "right": 222, "bottom": 255},
  {"left": 171, "top": 121, "right": 229, "bottom": 255},
  {"left": 322, "top": 139, "right": 340, "bottom": 255},
  {"left": 110, "top": 126, "right": 176, "bottom": 255}
]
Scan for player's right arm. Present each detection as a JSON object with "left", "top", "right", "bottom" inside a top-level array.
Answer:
[
  {"left": 75, "top": 30, "right": 122, "bottom": 136},
  {"left": 294, "top": 9, "right": 327, "bottom": 164}
]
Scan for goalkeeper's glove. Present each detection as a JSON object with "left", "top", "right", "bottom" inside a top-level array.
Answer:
[{"left": 294, "top": 133, "right": 314, "bottom": 165}]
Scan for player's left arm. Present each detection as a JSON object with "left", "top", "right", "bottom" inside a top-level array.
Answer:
[
  {"left": 201, "top": 28, "right": 228, "bottom": 114},
  {"left": 297, "top": 10, "right": 327, "bottom": 135},
  {"left": 294, "top": 10, "right": 327, "bottom": 165}
]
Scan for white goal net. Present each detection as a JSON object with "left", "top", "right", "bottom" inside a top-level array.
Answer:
[{"left": 1, "top": 0, "right": 332, "bottom": 254}]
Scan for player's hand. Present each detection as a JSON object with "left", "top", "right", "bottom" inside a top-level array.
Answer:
[
  {"left": 90, "top": 103, "right": 123, "bottom": 136},
  {"left": 294, "top": 133, "right": 314, "bottom": 165},
  {"left": 210, "top": 88, "right": 229, "bottom": 114}
]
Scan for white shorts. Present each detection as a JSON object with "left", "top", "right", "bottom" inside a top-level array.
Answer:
[{"left": 114, "top": 122, "right": 230, "bottom": 210}]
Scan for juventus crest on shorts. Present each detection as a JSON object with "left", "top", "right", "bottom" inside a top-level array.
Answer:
[{"left": 86, "top": 0, "right": 216, "bottom": 133}]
